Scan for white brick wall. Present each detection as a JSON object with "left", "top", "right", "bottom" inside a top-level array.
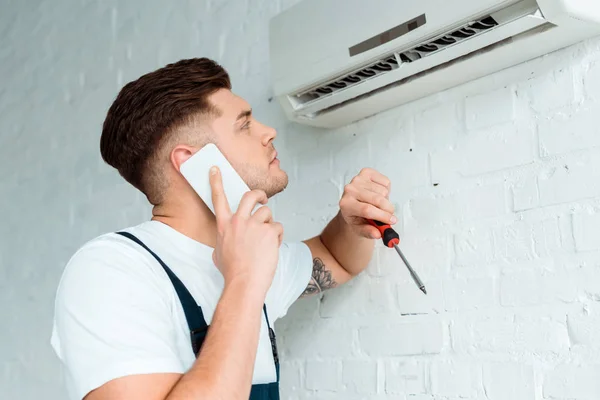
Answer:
[
  {"left": 2, "top": 0, "right": 600, "bottom": 399},
  {"left": 482, "top": 363, "right": 535, "bottom": 400}
]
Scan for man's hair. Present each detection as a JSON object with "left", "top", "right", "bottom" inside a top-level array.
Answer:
[{"left": 100, "top": 57, "right": 231, "bottom": 204}]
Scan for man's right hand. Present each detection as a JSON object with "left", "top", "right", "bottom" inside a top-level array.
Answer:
[
  {"left": 82, "top": 166, "right": 284, "bottom": 400},
  {"left": 209, "top": 166, "right": 283, "bottom": 296}
]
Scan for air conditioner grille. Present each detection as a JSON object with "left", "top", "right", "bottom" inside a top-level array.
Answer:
[{"left": 293, "top": 16, "right": 499, "bottom": 105}]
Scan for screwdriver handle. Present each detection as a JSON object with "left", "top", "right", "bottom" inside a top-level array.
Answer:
[{"left": 367, "top": 219, "right": 399, "bottom": 248}]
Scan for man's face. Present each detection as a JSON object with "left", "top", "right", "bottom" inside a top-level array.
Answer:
[{"left": 207, "top": 89, "right": 288, "bottom": 198}]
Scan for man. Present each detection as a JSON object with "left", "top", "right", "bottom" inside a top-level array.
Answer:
[{"left": 51, "top": 58, "right": 397, "bottom": 400}]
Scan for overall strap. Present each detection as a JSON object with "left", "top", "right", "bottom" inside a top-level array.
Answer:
[
  {"left": 263, "top": 304, "right": 280, "bottom": 382},
  {"left": 116, "top": 231, "right": 209, "bottom": 356}
]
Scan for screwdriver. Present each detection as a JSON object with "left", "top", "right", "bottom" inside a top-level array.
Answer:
[{"left": 367, "top": 219, "right": 427, "bottom": 295}]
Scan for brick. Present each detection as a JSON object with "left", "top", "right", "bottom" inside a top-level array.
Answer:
[
  {"left": 379, "top": 114, "right": 413, "bottom": 153},
  {"left": 518, "top": 68, "right": 576, "bottom": 113},
  {"left": 454, "top": 227, "right": 495, "bottom": 268},
  {"left": 452, "top": 314, "right": 570, "bottom": 355},
  {"left": 573, "top": 211, "right": 600, "bottom": 252},
  {"left": 408, "top": 193, "right": 460, "bottom": 228},
  {"left": 584, "top": 60, "right": 600, "bottom": 101},
  {"left": 532, "top": 216, "right": 563, "bottom": 258},
  {"left": 539, "top": 156, "right": 600, "bottom": 206},
  {"left": 276, "top": 179, "right": 340, "bottom": 217},
  {"left": 492, "top": 221, "right": 536, "bottom": 263},
  {"left": 500, "top": 270, "right": 578, "bottom": 307},
  {"left": 294, "top": 394, "right": 393, "bottom": 400},
  {"left": 559, "top": 213, "right": 577, "bottom": 252},
  {"left": 319, "top": 275, "right": 395, "bottom": 318},
  {"left": 457, "top": 184, "right": 507, "bottom": 221},
  {"left": 280, "top": 361, "right": 302, "bottom": 391},
  {"left": 281, "top": 294, "right": 320, "bottom": 321},
  {"left": 384, "top": 359, "right": 427, "bottom": 395},
  {"left": 367, "top": 246, "right": 405, "bottom": 278},
  {"left": 543, "top": 365, "right": 600, "bottom": 399},
  {"left": 342, "top": 359, "right": 377, "bottom": 395},
  {"left": 281, "top": 322, "right": 354, "bottom": 359},
  {"left": 430, "top": 126, "right": 534, "bottom": 183},
  {"left": 465, "top": 87, "right": 515, "bottom": 131},
  {"left": 397, "top": 234, "right": 450, "bottom": 279},
  {"left": 397, "top": 279, "right": 444, "bottom": 315},
  {"left": 567, "top": 304, "right": 600, "bottom": 347},
  {"left": 514, "top": 320, "right": 570, "bottom": 354},
  {"left": 576, "top": 269, "right": 600, "bottom": 302},
  {"left": 430, "top": 360, "right": 481, "bottom": 397},
  {"left": 330, "top": 134, "right": 373, "bottom": 176},
  {"left": 482, "top": 363, "right": 535, "bottom": 400},
  {"left": 378, "top": 151, "right": 429, "bottom": 193},
  {"left": 492, "top": 217, "right": 564, "bottom": 264},
  {"left": 414, "top": 102, "right": 461, "bottom": 150},
  {"left": 430, "top": 147, "right": 460, "bottom": 185},
  {"left": 539, "top": 106, "right": 600, "bottom": 157},
  {"left": 359, "top": 320, "right": 444, "bottom": 356},
  {"left": 409, "top": 184, "right": 506, "bottom": 228},
  {"left": 306, "top": 360, "right": 339, "bottom": 392},
  {"left": 443, "top": 277, "right": 496, "bottom": 311},
  {"left": 295, "top": 150, "right": 332, "bottom": 184},
  {"left": 512, "top": 176, "right": 540, "bottom": 212},
  {"left": 445, "top": 124, "right": 534, "bottom": 177}
]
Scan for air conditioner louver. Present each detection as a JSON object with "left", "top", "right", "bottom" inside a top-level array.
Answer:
[{"left": 293, "top": 15, "right": 499, "bottom": 106}]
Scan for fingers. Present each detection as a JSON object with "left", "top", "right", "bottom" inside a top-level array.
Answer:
[
  {"left": 359, "top": 168, "right": 391, "bottom": 191},
  {"left": 253, "top": 205, "right": 273, "bottom": 223},
  {"left": 251, "top": 206, "right": 282, "bottom": 246},
  {"left": 351, "top": 173, "right": 390, "bottom": 198},
  {"left": 271, "top": 222, "right": 284, "bottom": 246},
  {"left": 343, "top": 176, "right": 396, "bottom": 225},
  {"left": 356, "top": 224, "right": 382, "bottom": 239},
  {"left": 253, "top": 206, "right": 283, "bottom": 246},
  {"left": 237, "top": 189, "right": 268, "bottom": 217},
  {"left": 362, "top": 181, "right": 389, "bottom": 198},
  {"left": 344, "top": 183, "right": 395, "bottom": 215},
  {"left": 209, "top": 167, "right": 231, "bottom": 225},
  {"left": 345, "top": 198, "right": 396, "bottom": 225}
]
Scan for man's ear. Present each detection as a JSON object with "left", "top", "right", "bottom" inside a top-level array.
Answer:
[{"left": 170, "top": 145, "right": 198, "bottom": 173}]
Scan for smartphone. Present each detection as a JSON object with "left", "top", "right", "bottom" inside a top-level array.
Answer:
[{"left": 180, "top": 143, "right": 251, "bottom": 215}]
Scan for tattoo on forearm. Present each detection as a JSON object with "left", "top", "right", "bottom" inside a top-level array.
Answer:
[{"left": 302, "top": 257, "right": 337, "bottom": 297}]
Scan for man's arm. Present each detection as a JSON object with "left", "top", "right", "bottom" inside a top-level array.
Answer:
[
  {"left": 301, "top": 168, "right": 396, "bottom": 297},
  {"left": 301, "top": 213, "right": 374, "bottom": 296},
  {"left": 85, "top": 280, "right": 265, "bottom": 400}
]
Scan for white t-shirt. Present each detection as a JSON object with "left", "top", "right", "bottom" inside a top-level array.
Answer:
[{"left": 50, "top": 220, "right": 313, "bottom": 400}]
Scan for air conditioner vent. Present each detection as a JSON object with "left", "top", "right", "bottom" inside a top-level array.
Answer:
[{"left": 293, "top": 15, "right": 499, "bottom": 106}]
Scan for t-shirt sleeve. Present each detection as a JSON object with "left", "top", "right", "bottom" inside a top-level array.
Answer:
[
  {"left": 50, "top": 238, "right": 184, "bottom": 399},
  {"left": 266, "top": 241, "right": 314, "bottom": 320}
]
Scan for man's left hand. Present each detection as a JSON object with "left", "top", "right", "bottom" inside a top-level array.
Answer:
[{"left": 338, "top": 168, "right": 397, "bottom": 239}]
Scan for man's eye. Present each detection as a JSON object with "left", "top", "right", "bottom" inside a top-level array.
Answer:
[{"left": 242, "top": 121, "right": 251, "bottom": 129}]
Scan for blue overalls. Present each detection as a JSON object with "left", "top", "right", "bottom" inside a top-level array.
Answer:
[{"left": 117, "top": 231, "right": 280, "bottom": 399}]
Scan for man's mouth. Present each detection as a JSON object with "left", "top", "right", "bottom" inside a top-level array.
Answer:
[{"left": 270, "top": 151, "right": 278, "bottom": 164}]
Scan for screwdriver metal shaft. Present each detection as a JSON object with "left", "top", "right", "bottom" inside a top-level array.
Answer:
[
  {"left": 367, "top": 218, "right": 427, "bottom": 295},
  {"left": 393, "top": 244, "right": 427, "bottom": 295}
]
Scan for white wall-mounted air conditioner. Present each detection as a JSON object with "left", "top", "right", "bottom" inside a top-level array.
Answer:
[{"left": 268, "top": 0, "right": 600, "bottom": 128}]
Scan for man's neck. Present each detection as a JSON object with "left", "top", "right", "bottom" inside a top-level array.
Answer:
[{"left": 151, "top": 194, "right": 218, "bottom": 249}]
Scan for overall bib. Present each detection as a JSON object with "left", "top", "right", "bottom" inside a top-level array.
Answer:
[{"left": 117, "top": 231, "right": 280, "bottom": 400}]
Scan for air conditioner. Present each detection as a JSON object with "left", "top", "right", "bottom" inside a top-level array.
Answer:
[{"left": 268, "top": 0, "right": 600, "bottom": 128}]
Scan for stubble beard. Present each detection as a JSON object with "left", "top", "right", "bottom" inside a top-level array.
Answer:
[{"left": 241, "top": 164, "right": 288, "bottom": 198}]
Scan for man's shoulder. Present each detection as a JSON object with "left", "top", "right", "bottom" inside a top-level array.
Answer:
[
  {"left": 58, "top": 223, "right": 164, "bottom": 290},
  {"left": 66, "top": 228, "right": 145, "bottom": 266}
]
